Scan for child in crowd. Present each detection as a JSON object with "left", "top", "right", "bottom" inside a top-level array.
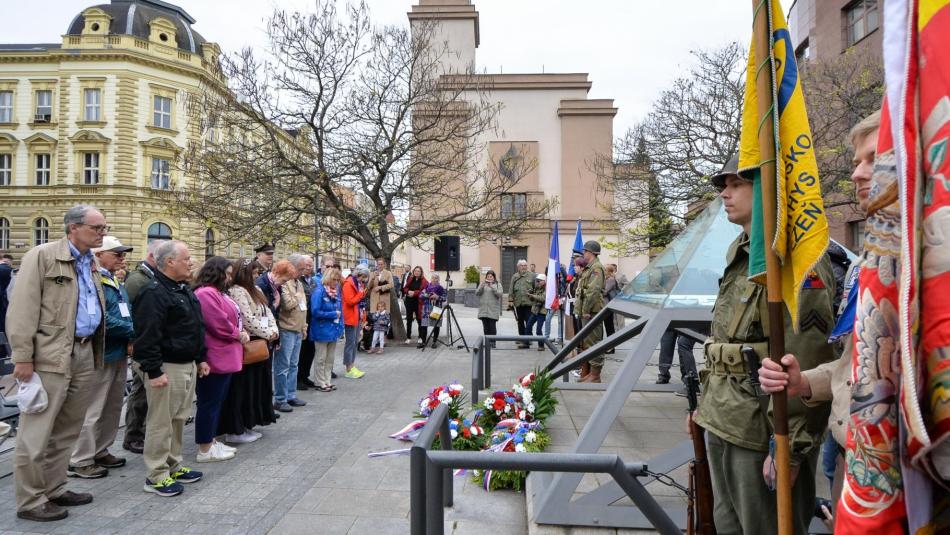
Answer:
[{"left": 370, "top": 302, "right": 391, "bottom": 354}]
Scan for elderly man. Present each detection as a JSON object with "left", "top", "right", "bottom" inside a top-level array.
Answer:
[
  {"left": 255, "top": 243, "right": 275, "bottom": 271},
  {"left": 289, "top": 254, "right": 317, "bottom": 391},
  {"left": 133, "top": 241, "right": 209, "bottom": 497},
  {"left": 509, "top": 259, "right": 535, "bottom": 348},
  {"left": 8, "top": 205, "right": 107, "bottom": 521},
  {"left": 122, "top": 238, "right": 166, "bottom": 454},
  {"left": 68, "top": 236, "right": 135, "bottom": 479}
]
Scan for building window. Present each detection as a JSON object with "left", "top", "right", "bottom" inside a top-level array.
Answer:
[
  {"left": 33, "top": 217, "right": 49, "bottom": 246},
  {"left": 147, "top": 222, "right": 173, "bottom": 243},
  {"left": 150, "top": 157, "right": 170, "bottom": 189},
  {"left": 795, "top": 39, "right": 810, "bottom": 64},
  {"left": 153, "top": 95, "right": 171, "bottom": 129},
  {"left": 83, "top": 152, "right": 100, "bottom": 184},
  {"left": 0, "top": 91, "right": 12, "bottom": 123},
  {"left": 35, "top": 153, "right": 50, "bottom": 185},
  {"left": 0, "top": 154, "right": 10, "bottom": 186},
  {"left": 845, "top": 0, "right": 879, "bottom": 47},
  {"left": 0, "top": 217, "right": 9, "bottom": 249},
  {"left": 35, "top": 90, "right": 52, "bottom": 123},
  {"left": 500, "top": 193, "right": 527, "bottom": 219},
  {"left": 851, "top": 219, "right": 866, "bottom": 251},
  {"left": 205, "top": 228, "right": 215, "bottom": 260},
  {"left": 83, "top": 88, "right": 101, "bottom": 122}
]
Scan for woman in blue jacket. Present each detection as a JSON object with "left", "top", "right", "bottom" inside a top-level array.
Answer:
[{"left": 308, "top": 268, "right": 343, "bottom": 392}]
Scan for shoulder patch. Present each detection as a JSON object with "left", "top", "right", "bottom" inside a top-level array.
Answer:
[{"left": 802, "top": 271, "right": 825, "bottom": 289}]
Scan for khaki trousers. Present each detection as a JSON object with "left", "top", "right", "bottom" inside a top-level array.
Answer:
[
  {"left": 706, "top": 431, "right": 817, "bottom": 535},
  {"left": 135, "top": 361, "right": 196, "bottom": 483},
  {"left": 580, "top": 317, "right": 605, "bottom": 367},
  {"left": 14, "top": 341, "right": 97, "bottom": 511},
  {"left": 312, "top": 341, "right": 337, "bottom": 388},
  {"left": 70, "top": 359, "right": 127, "bottom": 467}
]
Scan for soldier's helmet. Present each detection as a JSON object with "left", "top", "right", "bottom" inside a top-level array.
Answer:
[
  {"left": 710, "top": 154, "right": 746, "bottom": 191},
  {"left": 582, "top": 240, "right": 601, "bottom": 255}
]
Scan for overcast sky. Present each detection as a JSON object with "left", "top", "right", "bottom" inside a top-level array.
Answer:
[{"left": 1, "top": 0, "right": 794, "bottom": 136}]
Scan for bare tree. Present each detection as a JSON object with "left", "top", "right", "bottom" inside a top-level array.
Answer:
[
  {"left": 799, "top": 49, "right": 884, "bottom": 217},
  {"left": 176, "top": 0, "right": 550, "bottom": 264},
  {"left": 595, "top": 43, "right": 745, "bottom": 254}
]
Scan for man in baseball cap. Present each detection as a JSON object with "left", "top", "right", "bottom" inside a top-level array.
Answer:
[{"left": 68, "top": 237, "right": 135, "bottom": 480}]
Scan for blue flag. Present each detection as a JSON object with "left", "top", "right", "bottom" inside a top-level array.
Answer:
[{"left": 567, "top": 220, "right": 583, "bottom": 280}]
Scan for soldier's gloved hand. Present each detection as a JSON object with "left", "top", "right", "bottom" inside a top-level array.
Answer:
[{"left": 758, "top": 354, "right": 811, "bottom": 397}]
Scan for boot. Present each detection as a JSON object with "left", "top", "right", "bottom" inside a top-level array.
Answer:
[
  {"left": 579, "top": 362, "right": 591, "bottom": 381},
  {"left": 580, "top": 365, "right": 602, "bottom": 383}
]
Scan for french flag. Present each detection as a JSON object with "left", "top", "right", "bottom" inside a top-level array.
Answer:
[{"left": 545, "top": 222, "right": 560, "bottom": 310}]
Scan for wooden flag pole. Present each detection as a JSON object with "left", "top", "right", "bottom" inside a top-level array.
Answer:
[{"left": 751, "top": 1, "right": 793, "bottom": 534}]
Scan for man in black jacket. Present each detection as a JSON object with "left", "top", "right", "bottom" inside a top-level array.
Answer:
[{"left": 132, "top": 241, "right": 208, "bottom": 498}]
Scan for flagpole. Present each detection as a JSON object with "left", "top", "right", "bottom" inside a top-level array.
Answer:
[{"left": 751, "top": 1, "right": 793, "bottom": 533}]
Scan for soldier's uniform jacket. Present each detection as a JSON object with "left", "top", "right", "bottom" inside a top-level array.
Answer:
[
  {"left": 576, "top": 259, "right": 605, "bottom": 317},
  {"left": 694, "top": 233, "right": 836, "bottom": 463},
  {"left": 527, "top": 283, "right": 547, "bottom": 315},
  {"left": 509, "top": 271, "right": 536, "bottom": 307}
]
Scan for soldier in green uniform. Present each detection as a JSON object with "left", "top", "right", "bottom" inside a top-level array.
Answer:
[
  {"left": 693, "top": 156, "right": 836, "bottom": 534},
  {"left": 575, "top": 240, "right": 606, "bottom": 383},
  {"left": 509, "top": 259, "right": 536, "bottom": 349}
]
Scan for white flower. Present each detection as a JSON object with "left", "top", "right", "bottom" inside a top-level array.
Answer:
[
  {"left": 505, "top": 404, "right": 511, "bottom": 413},
  {"left": 483, "top": 398, "right": 492, "bottom": 409},
  {"left": 525, "top": 431, "right": 537, "bottom": 443},
  {"left": 449, "top": 383, "right": 464, "bottom": 393},
  {"left": 515, "top": 443, "right": 526, "bottom": 452},
  {"left": 526, "top": 402, "right": 536, "bottom": 413},
  {"left": 450, "top": 429, "right": 458, "bottom": 439},
  {"left": 520, "top": 389, "right": 533, "bottom": 404},
  {"left": 470, "top": 426, "right": 481, "bottom": 436}
]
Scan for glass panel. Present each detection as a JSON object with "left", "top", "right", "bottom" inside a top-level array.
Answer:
[
  {"left": 0, "top": 218, "right": 8, "bottom": 249},
  {"left": 619, "top": 197, "right": 741, "bottom": 308},
  {"left": 0, "top": 154, "right": 10, "bottom": 186},
  {"left": 84, "top": 89, "right": 100, "bottom": 121},
  {"left": 36, "top": 90, "right": 52, "bottom": 116}
]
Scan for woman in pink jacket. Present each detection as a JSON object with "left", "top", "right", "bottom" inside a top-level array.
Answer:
[{"left": 193, "top": 257, "right": 246, "bottom": 463}]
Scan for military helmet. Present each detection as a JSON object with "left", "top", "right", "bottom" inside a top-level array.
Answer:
[
  {"left": 582, "top": 240, "right": 601, "bottom": 255},
  {"left": 710, "top": 154, "right": 747, "bottom": 190}
]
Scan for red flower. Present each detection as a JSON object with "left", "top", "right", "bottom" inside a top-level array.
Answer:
[
  {"left": 493, "top": 398, "right": 505, "bottom": 411},
  {"left": 462, "top": 428, "right": 471, "bottom": 438}
]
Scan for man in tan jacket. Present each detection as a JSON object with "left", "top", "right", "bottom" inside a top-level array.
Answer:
[{"left": 8, "top": 205, "right": 107, "bottom": 522}]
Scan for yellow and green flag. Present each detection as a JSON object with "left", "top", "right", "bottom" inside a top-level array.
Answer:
[{"left": 739, "top": 0, "right": 828, "bottom": 330}]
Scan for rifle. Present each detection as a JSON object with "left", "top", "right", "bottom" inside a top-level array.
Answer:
[{"left": 685, "top": 371, "right": 716, "bottom": 535}]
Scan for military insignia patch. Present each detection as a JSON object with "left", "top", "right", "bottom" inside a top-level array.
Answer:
[
  {"left": 800, "top": 309, "right": 829, "bottom": 334},
  {"left": 801, "top": 271, "right": 825, "bottom": 289}
]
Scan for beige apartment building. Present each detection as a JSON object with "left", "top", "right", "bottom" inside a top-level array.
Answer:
[
  {"left": 402, "top": 0, "right": 647, "bottom": 288},
  {"left": 0, "top": 0, "right": 359, "bottom": 265}
]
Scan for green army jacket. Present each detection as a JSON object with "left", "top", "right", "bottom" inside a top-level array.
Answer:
[
  {"left": 576, "top": 259, "right": 605, "bottom": 317},
  {"left": 509, "top": 271, "right": 536, "bottom": 307},
  {"left": 527, "top": 283, "right": 547, "bottom": 315},
  {"left": 694, "top": 233, "right": 836, "bottom": 462}
]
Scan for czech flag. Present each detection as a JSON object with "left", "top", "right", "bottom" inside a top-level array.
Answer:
[{"left": 545, "top": 222, "right": 560, "bottom": 310}]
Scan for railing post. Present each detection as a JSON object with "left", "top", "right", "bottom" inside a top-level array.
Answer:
[
  {"left": 484, "top": 338, "right": 492, "bottom": 389},
  {"left": 410, "top": 445, "right": 426, "bottom": 535},
  {"left": 426, "top": 456, "right": 445, "bottom": 535},
  {"left": 439, "top": 415, "right": 454, "bottom": 507}
]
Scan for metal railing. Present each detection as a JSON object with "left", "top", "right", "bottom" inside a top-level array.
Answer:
[
  {"left": 471, "top": 334, "right": 559, "bottom": 404},
  {"left": 410, "top": 403, "right": 680, "bottom": 535}
]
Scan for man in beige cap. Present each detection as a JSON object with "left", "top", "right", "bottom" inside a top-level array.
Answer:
[{"left": 68, "top": 236, "right": 135, "bottom": 480}]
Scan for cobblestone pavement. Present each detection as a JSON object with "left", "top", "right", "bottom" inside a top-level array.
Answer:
[{"left": 0, "top": 305, "right": 558, "bottom": 535}]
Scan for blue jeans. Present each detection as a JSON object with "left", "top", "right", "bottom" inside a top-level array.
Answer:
[
  {"left": 195, "top": 373, "right": 232, "bottom": 444},
  {"left": 526, "top": 312, "right": 545, "bottom": 348},
  {"left": 274, "top": 330, "right": 302, "bottom": 403},
  {"left": 821, "top": 433, "right": 841, "bottom": 490},
  {"left": 343, "top": 325, "right": 359, "bottom": 367}
]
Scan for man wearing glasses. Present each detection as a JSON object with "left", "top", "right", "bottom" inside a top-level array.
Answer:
[
  {"left": 68, "top": 236, "right": 135, "bottom": 480},
  {"left": 7, "top": 205, "right": 108, "bottom": 521}
]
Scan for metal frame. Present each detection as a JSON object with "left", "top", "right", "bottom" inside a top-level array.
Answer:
[
  {"left": 528, "top": 299, "right": 712, "bottom": 530},
  {"left": 410, "top": 403, "right": 680, "bottom": 535}
]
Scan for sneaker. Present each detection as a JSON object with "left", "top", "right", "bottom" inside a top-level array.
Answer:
[
  {"left": 213, "top": 440, "right": 237, "bottom": 454},
  {"left": 170, "top": 466, "right": 202, "bottom": 484},
  {"left": 144, "top": 477, "right": 184, "bottom": 497},
  {"left": 94, "top": 453, "right": 126, "bottom": 468},
  {"left": 197, "top": 443, "right": 235, "bottom": 463},
  {"left": 570, "top": 369, "right": 582, "bottom": 378},
  {"left": 246, "top": 428, "right": 263, "bottom": 439},
  {"left": 404, "top": 339, "right": 413, "bottom": 345},
  {"left": 224, "top": 432, "right": 259, "bottom": 444},
  {"left": 274, "top": 402, "right": 293, "bottom": 413},
  {"left": 67, "top": 464, "right": 108, "bottom": 479},
  {"left": 345, "top": 367, "right": 365, "bottom": 379},
  {"left": 288, "top": 398, "right": 307, "bottom": 407},
  {"left": 655, "top": 376, "right": 670, "bottom": 385}
]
